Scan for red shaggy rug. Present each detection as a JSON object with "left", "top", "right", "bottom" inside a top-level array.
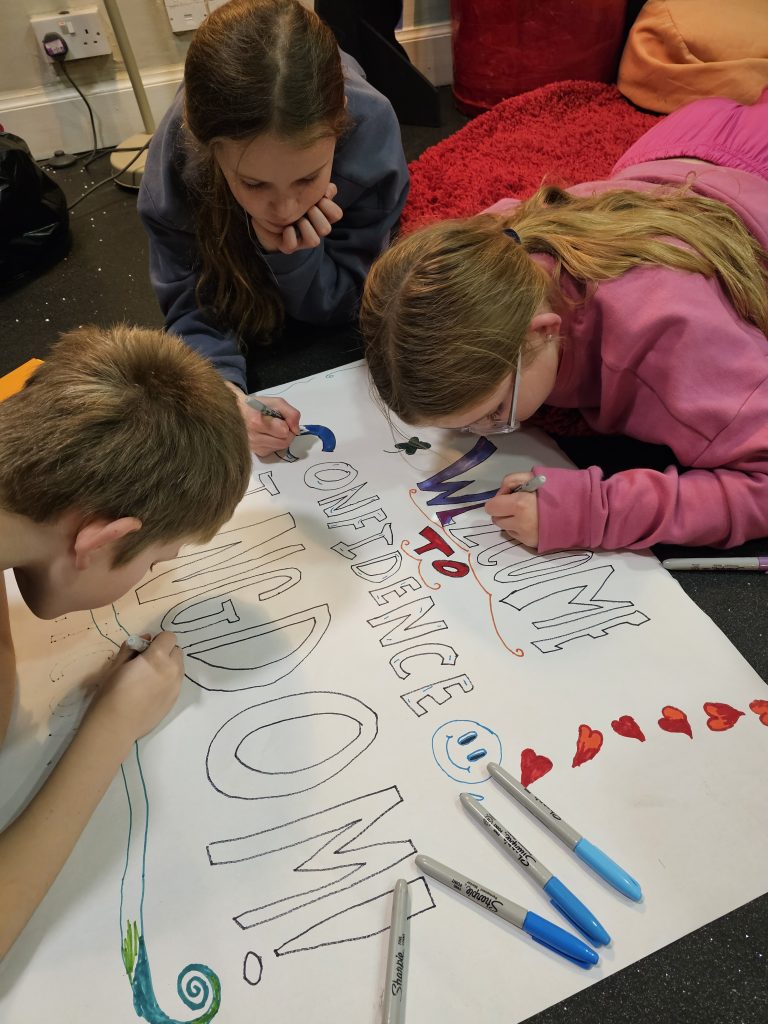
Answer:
[
  {"left": 401, "top": 81, "right": 662, "bottom": 436},
  {"left": 402, "top": 80, "right": 662, "bottom": 234}
]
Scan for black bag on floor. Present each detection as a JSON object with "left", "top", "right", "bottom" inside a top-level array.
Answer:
[{"left": 0, "top": 132, "right": 70, "bottom": 286}]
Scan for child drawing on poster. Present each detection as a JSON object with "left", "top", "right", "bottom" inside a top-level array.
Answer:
[{"left": 0, "top": 326, "right": 250, "bottom": 974}]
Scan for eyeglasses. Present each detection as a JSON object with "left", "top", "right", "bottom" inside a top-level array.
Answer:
[{"left": 462, "top": 349, "right": 522, "bottom": 436}]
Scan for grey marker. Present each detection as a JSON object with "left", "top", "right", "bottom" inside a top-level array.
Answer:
[
  {"left": 245, "top": 395, "right": 287, "bottom": 421},
  {"left": 460, "top": 793, "right": 550, "bottom": 886},
  {"left": 512, "top": 473, "right": 547, "bottom": 494},
  {"left": 460, "top": 794, "right": 611, "bottom": 946},
  {"left": 487, "top": 762, "right": 581, "bottom": 845},
  {"left": 382, "top": 879, "right": 410, "bottom": 1024},
  {"left": 415, "top": 854, "right": 527, "bottom": 928},
  {"left": 487, "top": 762, "right": 642, "bottom": 902},
  {"left": 414, "top": 854, "right": 600, "bottom": 966},
  {"left": 125, "top": 634, "right": 150, "bottom": 653}
]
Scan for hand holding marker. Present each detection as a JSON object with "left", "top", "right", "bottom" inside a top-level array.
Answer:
[
  {"left": 245, "top": 395, "right": 293, "bottom": 423},
  {"left": 511, "top": 473, "right": 547, "bottom": 494},
  {"left": 125, "top": 634, "right": 151, "bottom": 654},
  {"left": 460, "top": 793, "right": 610, "bottom": 946},
  {"left": 487, "top": 763, "right": 642, "bottom": 902}
]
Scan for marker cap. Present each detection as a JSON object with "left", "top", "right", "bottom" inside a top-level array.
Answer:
[
  {"left": 521, "top": 911, "right": 599, "bottom": 968},
  {"left": 543, "top": 876, "right": 610, "bottom": 947},
  {"left": 574, "top": 838, "right": 642, "bottom": 902}
]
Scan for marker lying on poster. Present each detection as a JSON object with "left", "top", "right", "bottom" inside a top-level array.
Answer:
[
  {"left": 125, "top": 634, "right": 151, "bottom": 653},
  {"left": 415, "top": 854, "right": 599, "bottom": 968},
  {"left": 662, "top": 556, "right": 768, "bottom": 572},
  {"left": 487, "top": 763, "right": 642, "bottom": 902},
  {"left": 510, "top": 473, "right": 547, "bottom": 494},
  {"left": 460, "top": 794, "right": 610, "bottom": 946},
  {"left": 382, "top": 879, "right": 410, "bottom": 1024}
]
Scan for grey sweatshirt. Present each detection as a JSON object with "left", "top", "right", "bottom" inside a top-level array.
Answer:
[{"left": 137, "top": 53, "right": 409, "bottom": 391}]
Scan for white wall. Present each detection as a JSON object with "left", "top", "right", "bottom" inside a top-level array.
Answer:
[{"left": 0, "top": 0, "right": 452, "bottom": 157}]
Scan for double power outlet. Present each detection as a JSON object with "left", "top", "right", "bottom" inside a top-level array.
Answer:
[{"left": 31, "top": 6, "right": 111, "bottom": 62}]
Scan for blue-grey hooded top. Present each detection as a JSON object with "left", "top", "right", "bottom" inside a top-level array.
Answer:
[{"left": 137, "top": 53, "right": 409, "bottom": 391}]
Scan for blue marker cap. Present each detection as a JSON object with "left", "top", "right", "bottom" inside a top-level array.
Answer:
[
  {"left": 543, "top": 876, "right": 611, "bottom": 947},
  {"left": 521, "top": 911, "right": 599, "bottom": 968},
  {"left": 574, "top": 838, "right": 642, "bottom": 902}
]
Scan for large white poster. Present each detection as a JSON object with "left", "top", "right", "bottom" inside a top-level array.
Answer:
[{"left": 2, "top": 361, "right": 767, "bottom": 1023}]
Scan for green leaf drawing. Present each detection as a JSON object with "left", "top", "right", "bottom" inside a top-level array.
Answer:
[{"left": 122, "top": 919, "right": 140, "bottom": 980}]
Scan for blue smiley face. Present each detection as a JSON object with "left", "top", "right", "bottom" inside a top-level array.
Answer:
[{"left": 431, "top": 719, "right": 503, "bottom": 784}]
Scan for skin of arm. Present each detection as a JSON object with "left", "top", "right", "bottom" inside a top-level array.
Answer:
[
  {"left": 0, "top": 574, "right": 16, "bottom": 745},
  {"left": 0, "top": 632, "right": 182, "bottom": 960}
]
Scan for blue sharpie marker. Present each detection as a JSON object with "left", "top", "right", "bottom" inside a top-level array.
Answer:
[
  {"left": 415, "top": 854, "right": 599, "bottom": 968},
  {"left": 487, "top": 763, "right": 642, "bottom": 903},
  {"left": 460, "top": 793, "right": 610, "bottom": 946}
]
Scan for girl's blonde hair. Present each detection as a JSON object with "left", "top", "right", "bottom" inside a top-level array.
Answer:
[
  {"left": 361, "top": 184, "right": 768, "bottom": 423},
  {"left": 183, "top": 0, "right": 350, "bottom": 343}
]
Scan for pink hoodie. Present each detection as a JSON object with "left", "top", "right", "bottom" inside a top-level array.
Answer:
[{"left": 487, "top": 160, "right": 768, "bottom": 551}]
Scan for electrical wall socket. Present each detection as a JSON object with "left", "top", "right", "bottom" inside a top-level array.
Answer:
[
  {"left": 163, "top": 0, "right": 206, "bottom": 34},
  {"left": 31, "top": 7, "right": 112, "bottom": 62}
]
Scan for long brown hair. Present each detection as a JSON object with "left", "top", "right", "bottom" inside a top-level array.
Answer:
[
  {"left": 361, "top": 184, "right": 768, "bottom": 423},
  {"left": 0, "top": 325, "right": 251, "bottom": 564},
  {"left": 183, "top": 0, "right": 349, "bottom": 342}
]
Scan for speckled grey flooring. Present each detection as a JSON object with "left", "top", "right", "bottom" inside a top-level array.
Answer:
[{"left": 1, "top": 85, "right": 766, "bottom": 1024}]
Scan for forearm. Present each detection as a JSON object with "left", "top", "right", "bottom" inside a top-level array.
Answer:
[
  {"left": 0, "top": 575, "right": 16, "bottom": 743},
  {"left": 0, "top": 705, "right": 132, "bottom": 959},
  {"left": 536, "top": 463, "right": 768, "bottom": 551}
]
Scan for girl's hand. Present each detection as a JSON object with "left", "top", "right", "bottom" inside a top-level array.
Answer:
[
  {"left": 252, "top": 183, "right": 343, "bottom": 255},
  {"left": 485, "top": 472, "right": 541, "bottom": 549},
  {"left": 225, "top": 383, "right": 301, "bottom": 457}
]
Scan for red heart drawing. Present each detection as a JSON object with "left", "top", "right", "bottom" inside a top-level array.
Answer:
[
  {"left": 572, "top": 724, "right": 603, "bottom": 767},
  {"left": 703, "top": 701, "right": 744, "bottom": 732},
  {"left": 658, "top": 705, "right": 692, "bottom": 738},
  {"left": 749, "top": 700, "right": 768, "bottom": 726},
  {"left": 611, "top": 715, "right": 646, "bottom": 742},
  {"left": 520, "top": 747, "right": 553, "bottom": 787}
]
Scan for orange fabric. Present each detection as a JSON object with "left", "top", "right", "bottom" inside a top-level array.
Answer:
[
  {"left": 0, "top": 359, "right": 43, "bottom": 402},
  {"left": 618, "top": 0, "right": 768, "bottom": 113}
]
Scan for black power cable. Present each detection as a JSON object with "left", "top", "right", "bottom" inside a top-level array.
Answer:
[
  {"left": 42, "top": 32, "right": 98, "bottom": 168},
  {"left": 60, "top": 61, "right": 98, "bottom": 166},
  {"left": 66, "top": 137, "right": 151, "bottom": 212}
]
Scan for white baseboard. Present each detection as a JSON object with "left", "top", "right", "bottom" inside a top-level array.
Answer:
[
  {"left": 0, "top": 65, "right": 185, "bottom": 161},
  {"left": 0, "top": 21, "right": 453, "bottom": 160}
]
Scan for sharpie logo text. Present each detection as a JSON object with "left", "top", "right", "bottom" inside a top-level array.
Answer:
[
  {"left": 464, "top": 883, "right": 502, "bottom": 914},
  {"left": 391, "top": 949, "right": 404, "bottom": 996}
]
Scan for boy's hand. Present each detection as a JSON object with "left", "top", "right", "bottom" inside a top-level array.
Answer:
[
  {"left": 88, "top": 632, "right": 183, "bottom": 747},
  {"left": 225, "top": 383, "right": 301, "bottom": 457},
  {"left": 485, "top": 472, "right": 541, "bottom": 549},
  {"left": 252, "top": 183, "right": 343, "bottom": 255}
]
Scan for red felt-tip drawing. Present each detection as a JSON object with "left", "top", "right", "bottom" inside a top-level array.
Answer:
[
  {"left": 572, "top": 724, "right": 603, "bottom": 767},
  {"left": 520, "top": 747, "right": 553, "bottom": 787},
  {"left": 610, "top": 715, "right": 646, "bottom": 742},
  {"left": 658, "top": 705, "right": 692, "bottom": 738},
  {"left": 703, "top": 702, "right": 745, "bottom": 731},
  {"left": 748, "top": 699, "right": 768, "bottom": 726}
]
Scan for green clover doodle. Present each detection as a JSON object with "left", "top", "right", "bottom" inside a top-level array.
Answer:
[{"left": 385, "top": 436, "right": 432, "bottom": 455}]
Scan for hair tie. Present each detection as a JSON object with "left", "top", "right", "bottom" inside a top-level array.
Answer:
[{"left": 502, "top": 227, "right": 521, "bottom": 243}]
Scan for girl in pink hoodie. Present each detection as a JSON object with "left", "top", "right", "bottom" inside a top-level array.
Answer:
[{"left": 361, "top": 92, "right": 768, "bottom": 552}]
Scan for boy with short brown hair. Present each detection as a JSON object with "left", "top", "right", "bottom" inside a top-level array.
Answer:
[{"left": 0, "top": 325, "right": 250, "bottom": 958}]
